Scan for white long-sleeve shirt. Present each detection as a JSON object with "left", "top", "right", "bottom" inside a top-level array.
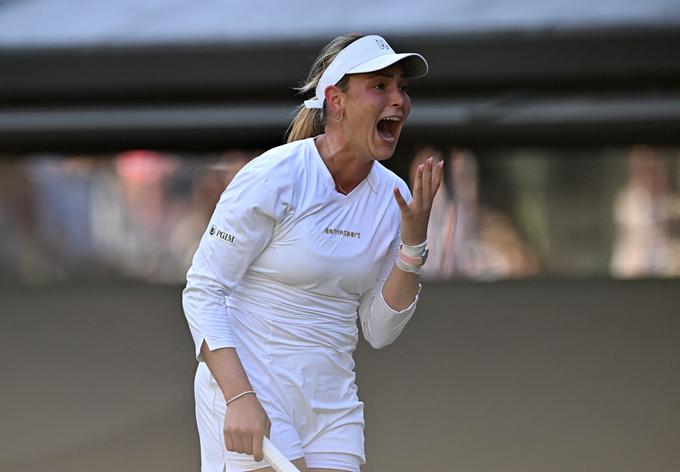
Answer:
[{"left": 182, "top": 137, "right": 419, "bottom": 362}]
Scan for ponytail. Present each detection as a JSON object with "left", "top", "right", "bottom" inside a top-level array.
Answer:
[
  {"left": 286, "top": 105, "right": 323, "bottom": 143},
  {"left": 285, "top": 33, "right": 364, "bottom": 143}
]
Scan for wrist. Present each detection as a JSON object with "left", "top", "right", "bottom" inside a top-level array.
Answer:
[
  {"left": 397, "top": 240, "right": 429, "bottom": 274},
  {"left": 221, "top": 381, "right": 255, "bottom": 402},
  {"left": 226, "top": 390, "right": 256, "bottom": 406},
  {"left": 400, "top": 240, "right": 427, "bottom": 256},
  {"left": 396, "top": 256, "right": 422, "bottom": 275}
]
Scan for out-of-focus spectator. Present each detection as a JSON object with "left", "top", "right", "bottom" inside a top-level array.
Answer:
[
  {"left": 0, "top": 157, "right": 55, "bottom": 284},
  {"left": 26, "top": 156, "right": 99, "bottom": 275},
  {"left": 169, "top": 151, "right": 251, "bottom": 274},
  {"left": 450, "top": 149, "right": 537, "bottom": 279},
  {"left": 611, "top": 145, "right": 680, "bottom": 277},
  {"left": 448, "top": 149, "right": 508, "bottom": 279},
  {"left": 90, "top": 150, "right": 186, "bottom": 282},
  {"left": 414, "top": 147, "right": 537, "bottom": 280}
]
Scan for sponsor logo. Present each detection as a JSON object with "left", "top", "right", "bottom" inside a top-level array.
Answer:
[
  {"left": 374, "top": 38, "right": 391, "bottom": 51},
  {"left": 323, "top": 227, "right": 361, "bottom": 239},
  {"left": 209, "top": 224, "right": 235, "bottom": 244}
]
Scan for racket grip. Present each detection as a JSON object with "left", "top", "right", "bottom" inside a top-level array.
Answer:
[{"left": 262, "top": 437, "right": 300, "bottom": 472}]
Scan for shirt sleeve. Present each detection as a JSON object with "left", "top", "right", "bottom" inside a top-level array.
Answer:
[
  {"left": 182, "top": 164, "right": 289, "bottom": 361},
  {"left": 357, "top": 182, "right": 421, "bottom": 349}
]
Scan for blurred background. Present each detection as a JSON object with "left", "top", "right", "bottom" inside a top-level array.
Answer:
[{"left": 1, "top": 1, "right": 680, "bottom": 471}]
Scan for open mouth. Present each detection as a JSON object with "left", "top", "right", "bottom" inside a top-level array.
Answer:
[{"left": 376, "top": 116, "right": 401, "bottom": 143}]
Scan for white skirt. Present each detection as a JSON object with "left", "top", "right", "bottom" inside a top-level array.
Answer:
[{"left": 193, "top": 306, "right": 365, "bottom": 472}]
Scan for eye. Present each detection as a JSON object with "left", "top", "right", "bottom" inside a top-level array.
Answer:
[
  {"left": 373, "top": 83, "right": 385, "bottom": 90},
  {"left": 400, "top": 84, "right": 410, "bottom": 93}
]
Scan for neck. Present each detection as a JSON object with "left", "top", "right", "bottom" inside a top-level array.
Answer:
[{"left": 317, "top": 132, "right": 373, "bottom": 194}]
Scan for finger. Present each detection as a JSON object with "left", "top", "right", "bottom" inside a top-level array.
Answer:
[
  {"left": 393, "top": 187, "right": 410, "bottom": 213},
  {"left": 431, "top": 160, "right": 444, "bottom": 197},
  {"left": 232, "top": 434, "right": 246, "bottom": 455},
  {"left": 412, "top": 163, "right": 424, "bottom": 209},
  {"left": 224, "top": 431, "right": 234, "bottom": 452},
  {"left": 243, "top": 432, "right": 254, "bottom": 456},
  {"left": 252, "top": 431, "right": 264, "bottom": 462},
  {"left": 422, "top": 157, "right": 433, "bottom": 205}
]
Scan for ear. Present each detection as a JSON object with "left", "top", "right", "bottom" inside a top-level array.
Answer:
[{"left": 324, "top": 85, "right": 345, "bottom": 121}]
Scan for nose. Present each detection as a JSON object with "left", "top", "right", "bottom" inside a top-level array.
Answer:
[{"left": 390, "top": 85, "right": 405, "bottom": 108}]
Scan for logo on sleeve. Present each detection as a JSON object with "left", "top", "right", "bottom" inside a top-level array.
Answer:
[{"left": 209, "top": 224, "right": 235, "bottom": 244}]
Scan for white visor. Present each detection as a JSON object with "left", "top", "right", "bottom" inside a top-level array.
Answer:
[{"left": 303, "top": 35, "right": 428, "bottom": 109}]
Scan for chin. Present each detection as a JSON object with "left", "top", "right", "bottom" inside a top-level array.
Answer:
[
  {"left": 376, "top": 149, "right": 396, "bottom": 161},
  {"left": 369, "top": 144, "right": 395, "bottom": 161},
  {"left": 371, "top": 137, "right": 400, "bottom": 161}
]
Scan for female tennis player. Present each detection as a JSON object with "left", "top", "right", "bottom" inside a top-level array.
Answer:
[{"left": 183, "top": 33, "right": 441, "bottom": 472}]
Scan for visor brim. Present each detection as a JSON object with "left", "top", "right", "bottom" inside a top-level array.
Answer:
[{"left": 346, "top": 52, "right": 428, "bottom": 78}]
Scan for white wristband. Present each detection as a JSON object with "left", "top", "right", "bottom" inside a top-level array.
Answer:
[
  {"left": 396, "top": 257, "right": 422, "bottom": 275},
  {"left": 400, "top": 240, "right": 427, "bottom": 257}
]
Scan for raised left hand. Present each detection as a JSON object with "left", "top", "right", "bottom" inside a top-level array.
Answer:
[{"left": 393, "top": 156, "right": 444, "bottom": 246}]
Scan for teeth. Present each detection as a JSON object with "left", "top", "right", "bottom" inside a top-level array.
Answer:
[{"left": 381, "top": 116, "right": 401, "bottom": 122}]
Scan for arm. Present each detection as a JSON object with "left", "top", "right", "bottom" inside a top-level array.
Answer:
[
  {"left": 389, "top": 155, "right": 443, "bottom": 306},
  {"left": 182, "top": 168, "right": 281, "bottom": 359},
  {"left": 200, "top": 344, "right": 270, "bottom": 461},
  {"left": 382, "top": 259, "right": 421, "bottom": 311},
  {"left": 357, "top": 236, "right": 421, "bottom": 348},
  {"left": 358, "top": 157, "right": 443, "bottom": 348},
  {"left": 182, "top": 166, "right": 287, "bottom": 461}
]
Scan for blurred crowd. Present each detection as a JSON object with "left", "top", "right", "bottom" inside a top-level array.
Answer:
[
  {"left": 610, "top": 145, "right": 680, "bottom": 277},
  {"left": 410, "top": 146, "right": 539, "bottom": 281},
  {"left": 1, "top": 144, "right": 679, "bottom": 285},
  {"left": 0, "top": 150, "right": 253, "bottom": 285}
]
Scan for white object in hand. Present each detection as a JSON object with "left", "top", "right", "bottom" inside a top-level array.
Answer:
[{"left": 263, "top": 437, "right": 300, "bottom": 472}]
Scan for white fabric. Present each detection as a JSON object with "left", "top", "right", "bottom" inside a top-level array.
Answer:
[
  {"left": 183, "top": 137, "right": 420, "bottom": 469},
  {"left": 304, "top": 35, "right": 428, "bottom": 109},
  {"left": 195, "top": 357, "right": 363, "bottom": 472},
  {"left": 183, "top": 136, "right": 419, "bottom": 361}
]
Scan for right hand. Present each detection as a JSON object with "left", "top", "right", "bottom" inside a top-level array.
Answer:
[
  {"left": 224, "top": 393, "right": 271, "bottom": 462},
  {"left": 393, "top": 156, "right": 444, "bottom": 246}
]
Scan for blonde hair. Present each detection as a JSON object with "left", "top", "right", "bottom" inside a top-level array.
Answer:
[{"left": 286, "top": 33, "right": 364, "bottom": 143}]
